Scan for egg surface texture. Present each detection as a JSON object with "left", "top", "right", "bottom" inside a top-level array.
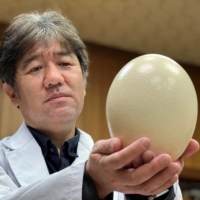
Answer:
[{"left": 106, "top": 54, "right": 198, "bottom": 161}]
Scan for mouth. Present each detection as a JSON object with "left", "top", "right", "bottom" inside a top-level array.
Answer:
[{"left": 45, "top": 93, "right": 72, "bottom": 103}]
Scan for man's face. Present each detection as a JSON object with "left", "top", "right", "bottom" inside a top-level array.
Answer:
[{"left": 8, "top": 41, "right": 86, "bottom": 131}]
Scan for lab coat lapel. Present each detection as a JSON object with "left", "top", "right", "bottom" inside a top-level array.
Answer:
[
  {"left": 73, "top": 129, "right": 94, "bottom": 165},
  {"left": 2, "top": 122, "right": 49, "bottom": 187}
]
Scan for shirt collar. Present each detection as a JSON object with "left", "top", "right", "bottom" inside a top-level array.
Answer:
[{"left": 27, "top": 124, "right": 80, "bottom": 158}]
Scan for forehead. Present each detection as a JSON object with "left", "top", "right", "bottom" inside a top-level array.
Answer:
[
  {"left": 20, "top": 41, "right": 75, "bottom": 62},
  {"left": 25, "top": 41, "right": 71, "bottom": 56}
]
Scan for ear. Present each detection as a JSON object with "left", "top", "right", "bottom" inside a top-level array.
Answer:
[
  {"left": 3, "top": 83, "right": 19, "bottom": 106},
  {"left": 84, "top": 89, "right": 86, "bottom": 97}
]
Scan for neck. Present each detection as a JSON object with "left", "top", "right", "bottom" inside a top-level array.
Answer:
[
  {"left": 29, "top": 122, "right": 76, "bottom": 149},
  {"left": 50, "top": 129, "right": 75, "bottom": 148}
]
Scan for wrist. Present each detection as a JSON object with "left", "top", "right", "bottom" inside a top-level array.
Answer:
[{"left": 86, "top": 162, "right": 112, "bottom": 199}]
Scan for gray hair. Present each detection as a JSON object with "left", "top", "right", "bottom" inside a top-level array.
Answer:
[{"left": 0, "top": 10, "right": 89, "bottom": 87}]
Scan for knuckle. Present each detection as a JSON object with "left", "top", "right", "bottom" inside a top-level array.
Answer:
[
  {"left": 169, "top": 174, "right": 178, "bottom": 184},
  {"left": 91, "top": 139, "right": 107, "bottom": 153},
  {"left": 99, "top": 157, "right": 107, "bottom": 168},
  {"left": 168, "top": 163, "right": 180, "bottom": 175},
  {"left": 91, "top": 145, "right": 98, "bottom": 153},
  {"left": 91, "top": 142, "right": 100, "bottom": 153},
  {"left": 107, "top": 154, "right": 121, "bottom": 167},
  {"left": 141, "top": 185, "right": 152, "bottom": 196}
]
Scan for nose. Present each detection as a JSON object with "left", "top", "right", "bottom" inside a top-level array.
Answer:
[{"left": 44, "top": 64, "right": 65, "bottom": 88}]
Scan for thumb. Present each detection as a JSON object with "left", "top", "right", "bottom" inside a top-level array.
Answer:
[
  {"left": 181, "top": 139, "right": 199, "bottom": 158},
  {"left": 91, "top": 138, "right": 122, "bottom": 154}
]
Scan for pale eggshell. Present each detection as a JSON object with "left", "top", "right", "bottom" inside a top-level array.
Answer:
[{"left": 106, "top": 54, "right": 198, "bottom": 161}]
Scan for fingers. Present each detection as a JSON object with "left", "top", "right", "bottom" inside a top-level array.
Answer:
[
  {"left": 142, "top": 150, "right": 155, "bottom": 163},
  {"left": 150, "top": 175, "right": 178, "bottom": 195},
  {"left": 170, "top": 139, "right": 199, "bottom": 177},
  {"left": 91, "top": 137, "right": 122, "bottom": 154},
  {"left": 141, "top": 162, "right": 180, "bottom": 195},
  {"left": 181, "top": 139, "right": 199, "bottom": 158},
  {"left": 87, "top": 137, "right": 181, "bottom": 197},
  {"left": 134, "top": 174, "right": 178, "bottom": 196},
  {"left": 122, "top": 174, "right": 178, "bottom": 196},
  {"left": 134, "top": 154, "right": 173, "bottom": 184},
  {"left": 99, "top": 137, "right": 151, "bottom": 170},
  {"left": 174, "top": 157, "right": 184, "bottom": 175},
  {"left": 130, "top": 150, "right": 155, "bottom": 168},
  {"left": 114, "top": 158, "right": 180, "bottom": 195},
  {"left": 117, "top": 154, "right": 172, "bottom": 185},
  {"left": 131, "top": 155, "right": 144, "bottom": 168}
]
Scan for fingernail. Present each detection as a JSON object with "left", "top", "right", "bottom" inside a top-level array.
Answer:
[{"left": 141, "top": 138, "right": 150, "bottom": 149}]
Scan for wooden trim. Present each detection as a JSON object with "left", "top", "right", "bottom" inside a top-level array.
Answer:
[{"left": 180, "top": 168, "right": 200, "bottom": 181}]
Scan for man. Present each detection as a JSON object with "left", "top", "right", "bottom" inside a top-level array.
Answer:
[{"left": 0, "top": 10, "right": 199, "bottom": 200}]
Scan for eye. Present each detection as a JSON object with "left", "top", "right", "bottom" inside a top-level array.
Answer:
[
  {"left": 29, "top": 66, "right": 43, "bottom": 73},
  {"left": 59, "top": 62, "right": 71, "bottom": 67}
]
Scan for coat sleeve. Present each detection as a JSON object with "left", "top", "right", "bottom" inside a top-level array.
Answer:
[{"left": 0, "top": 158, "right": 86, "bottom": 200}]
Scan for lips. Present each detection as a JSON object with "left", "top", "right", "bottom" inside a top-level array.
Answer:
[{"left": 45, "top": 92, "right": 71, "bottom": 102}]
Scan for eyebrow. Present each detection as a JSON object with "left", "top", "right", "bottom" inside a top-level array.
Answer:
[
  {"left": 22, "top": 51, "right": 74, "bottom": 69},
  {"left": 22, "top": 55, "right": 40, "bottom": 69},
  {"left": 56, "top": 51, "right": 73, "bottom": 57}
]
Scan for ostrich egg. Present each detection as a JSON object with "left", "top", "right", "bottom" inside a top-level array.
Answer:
[{"left": 106, "top": 54, "right": 198, "bottom": 161}]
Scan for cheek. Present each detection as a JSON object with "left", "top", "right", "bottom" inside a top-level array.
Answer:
[
  {"left": 18, "top": 92, "right": 34, "bottom": 108},
  {"left": 17, "top": 81, "right": 41, "bottom": 106},
  {"left": 66, "top": 72, "right": 85, "bottom": 91},
  {"left": 71, "top": 81, "right": 86, "bottom": 104},
  {"left": 77, "top": 79, "right": 86, "bottom": 97}
]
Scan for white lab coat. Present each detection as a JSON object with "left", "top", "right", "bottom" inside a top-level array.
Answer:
[{"left": 0, "top": 122, "right": 182, "bottom": 200}]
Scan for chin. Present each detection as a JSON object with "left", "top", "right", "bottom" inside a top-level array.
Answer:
[{"left": 50, "top": 112, "right": 79, "bottom": 123}]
